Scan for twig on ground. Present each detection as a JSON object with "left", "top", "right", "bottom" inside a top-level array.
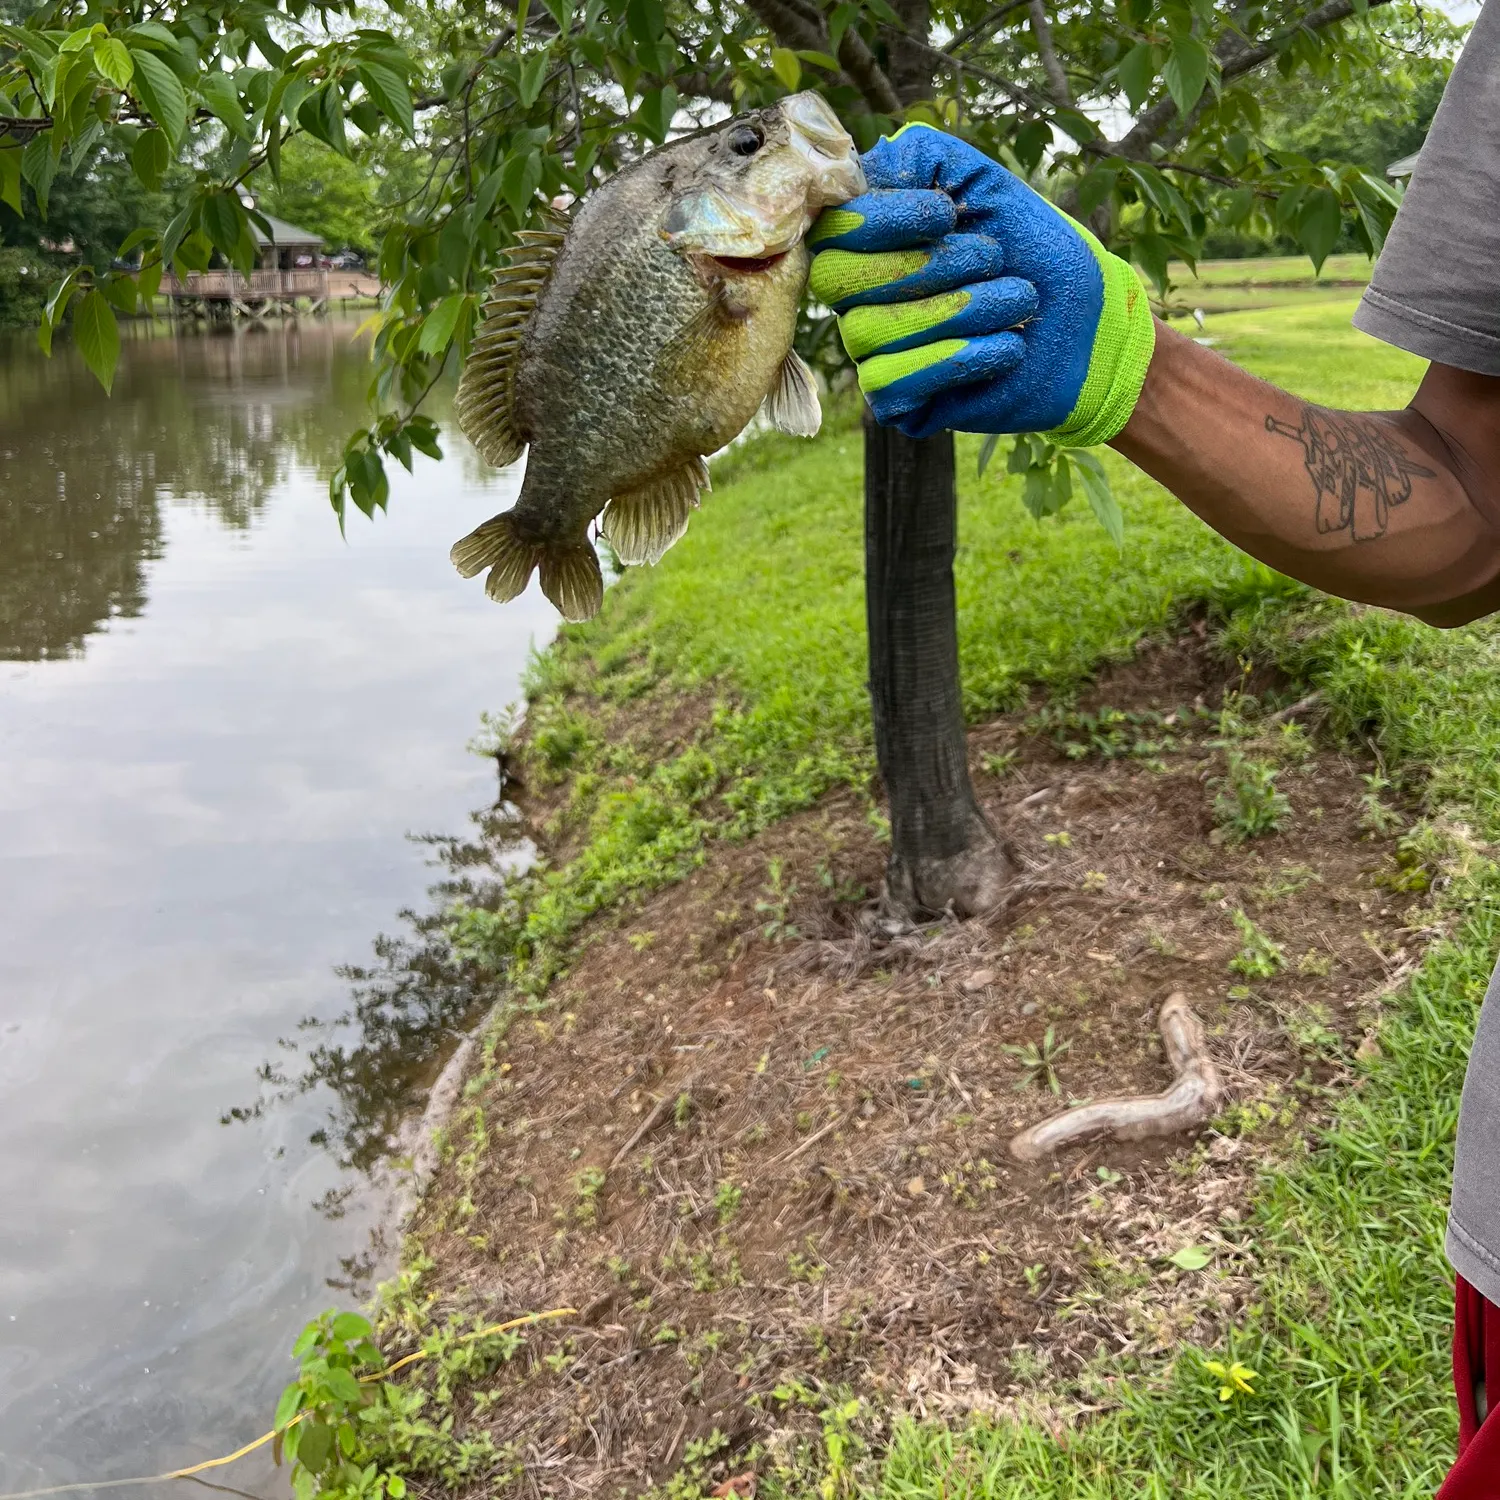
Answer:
[
  {"left": 1266, "top": 691, "right": 1324, "bottom": 725},
  {"left": 1008, "top": 992, "right": 1223, "bottom": 1161},
  {"left": 610, "top": 1078, "right": 692, "bottom": 1170}
]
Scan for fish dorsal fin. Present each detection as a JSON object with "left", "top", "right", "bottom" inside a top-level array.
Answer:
[
  {"left": 761, "top": 349, "right": 821, "bottom": 437},
  {"left": 454, "top": 228, "right": 567, "bottom": 468},
  {"left": 601, "top": 456, "right": 711, "bottom": 566}
]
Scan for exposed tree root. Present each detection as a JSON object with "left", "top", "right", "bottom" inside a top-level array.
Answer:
[{"left": 1008, "top": 992, "right": 1223, "bottom": 1162}]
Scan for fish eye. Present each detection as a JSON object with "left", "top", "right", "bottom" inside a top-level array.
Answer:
[{"left": 727, "top": 124, "right": 763, "bottom": 157}]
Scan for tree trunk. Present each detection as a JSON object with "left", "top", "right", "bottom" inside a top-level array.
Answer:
[{"left": 864, "top": 410, "right": 1012, "bottom": 917}]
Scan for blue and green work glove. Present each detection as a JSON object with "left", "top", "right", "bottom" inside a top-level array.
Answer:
[{"left": 807, "top": 124, "right": 1155, "bottom": 445}]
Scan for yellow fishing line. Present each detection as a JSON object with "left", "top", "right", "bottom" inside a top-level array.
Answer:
[{"left": 0, "top": 1308, "right": 575, "bottom": 1500}]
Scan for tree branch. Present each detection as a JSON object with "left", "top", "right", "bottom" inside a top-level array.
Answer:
[
  {"left": 945, "top": 0, "right": 1030, "bottom": 53},
  {"left": 745, "top": 0, "right": 901, "bottom": 115},
  {"left": 1026, "top": 0, "right": 1072, "bottom": 105},
  {"left": 1110, "top": 0, "right": 1396, "bottom": 156}
]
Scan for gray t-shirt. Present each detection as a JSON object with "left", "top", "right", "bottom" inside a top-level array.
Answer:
[{"left": 1352, "top": 1, "right": 1500, "bottom": 1302}]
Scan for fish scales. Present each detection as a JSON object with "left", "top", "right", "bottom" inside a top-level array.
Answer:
[{"left": 451, "top": 92, "right": 865, "bottom": 621}]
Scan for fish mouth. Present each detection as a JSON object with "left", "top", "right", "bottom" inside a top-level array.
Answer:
[{"left": 709, "top": 251, "right": 789, "bottom": 275}]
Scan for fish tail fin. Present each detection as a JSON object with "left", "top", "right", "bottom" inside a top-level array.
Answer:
[
  {"left": 450, "top": 512, "right": 543, "bottom": 602},
  {"left": 539, "top": 541, "right": 604, "bottom": 622}
]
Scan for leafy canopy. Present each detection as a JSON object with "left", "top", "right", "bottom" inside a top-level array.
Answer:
[{"left": 0, "top": 0, "right": 1447, "bottom": 513}]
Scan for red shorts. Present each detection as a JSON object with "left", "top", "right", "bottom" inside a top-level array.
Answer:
[{"left": 1438, "top": 1276, "right": 1500, "bottom": 1498}]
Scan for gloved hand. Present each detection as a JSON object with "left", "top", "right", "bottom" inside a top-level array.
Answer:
[{"left": 807, "top": 123, "right": 1155, "bottom": 445}]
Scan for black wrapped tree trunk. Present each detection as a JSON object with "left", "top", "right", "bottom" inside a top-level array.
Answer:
[{"left": 864, "top": 409, "right": 1012, "bottom": 917}]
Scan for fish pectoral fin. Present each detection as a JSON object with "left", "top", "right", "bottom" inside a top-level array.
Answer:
[
  {"left": 655, "top": 283, "right": 738, "bottom": 385},
  {"left": 450, "top": 512, "right": 544, "bottom": 601},
  {"left": 761, "top": 349, "right": 822, "bottom": 438},
  {"left": 454, "top": 231, "right": 566, "bottom": 469},
  {"left": 601, "top": 458, "right": 709, "bottom": 566},
  {"left": 539, "top": 540, "right": 604, "bottom": 622}
]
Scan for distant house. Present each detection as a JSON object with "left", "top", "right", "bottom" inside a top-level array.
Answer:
[
  {"left": 1386, "top": 151, "right": 1422, "bottom": 180},
  {"left": 250, "top": 214, "right": 325, "bottom": 270},
  {"left": 162, "top": 212, "right": 330, "bottom": 316}
]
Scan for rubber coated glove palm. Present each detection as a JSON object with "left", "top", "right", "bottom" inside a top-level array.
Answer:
[{"left": 807, "top": 124, "right": 1155, "bottom": 444}]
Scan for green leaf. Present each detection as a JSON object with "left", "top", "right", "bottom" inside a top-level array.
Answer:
[
  {"left": 322, "top": 1365, "right": 363, "bottom": 1404},
  {"left": 126, "top": 21, "right": 182, "bottom": 54},
  {"left": 635, "top": 85, "right": 677, "bottom": 143},
  {"left": 129, "top": 47, "right": 188, "bottom": 147},
  {"left": 299, "top": 83, "right": 348, "bottom": 155},
  {"left": 72, "top": 289, "right": 120, "bottom": 394},
  {"left": 92, "top": 35, "right": 134, "bottom": 89},
  {"left": 274, "top": 1382, "right": 305, "bottom": 1431},
  {"left": 137, "top": 260, "right": 162, "bottom": 304},
  {"left": 1298, "top": 187, "right": 1342, "bottom": 274},
  {"left": 131, "top": 127, "right": 169, "bottom": 191},
  {"left": 331, "top": 1311, "right": 373, "bottom": 1342},
  {"left": 1220, "top": 185, "right": 1253, "bottom": 227},
  {"left": 1162, "top": 34, "right": 1210, "bottom": 117},
  {"left": 500, "top": 148, "right": 542, "bottom": 217},
  {"left": 38, "top": 267, "right": 78, "bottom": 355},
  {"left": 514, "top": 52, "right": 547, "bottom": 109},
  {"left": 388, "top": 1478, "right": 407, "bottom": 1499},
  {"left": 1130, "top": 231, "right": 1171, "bottom": 293},
  {"left": 771, "top": 47, "right": 801, "bottom": 91},
  {"left": 200, "top": 72, "right": 251, "bottom": 140},
  {"left": 418, "top": 293, "right": 470, "bottom": 354},
  {"left": 1169, "top": 1244, "right": 1212, "bottom": 1271},
  {"left": 297, "top": 1421, "right": 334, "bottom": 1474},
  {"left": 1012, "top": 119, "right": 1051, "bottom": 174},
  {"left": 0, "top": 147, "right": 19, "bottom": 214},
  {"left": 359, "top": 61, "right": 414, "bottom": 136},
  {"left": 626, "top": 0, "right": 664, "bottom": 44},
  {"left": 202, "top": 191, "right": 246, "bottom": 261},
  {"left": 1068, "top": 449, "right": 1124, "bottom": 546},
  {"left": 1074, "top": 164, "right": 1118, "bottom": 220},
  {"left": 976, "top": 432, "right": 1001, "bottom": 477},
  {"left": 1021, "top": 456, "right": 1071, "bottom": 520},
  {"left": 1116, "top": 42, "right": 1156, "bottom": 111},
  {"left": 22, "top": 133, "right": 55, "bottom": 216}
]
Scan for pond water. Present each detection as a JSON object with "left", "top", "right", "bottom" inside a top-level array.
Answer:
[{"left": 0, "top": 320, "right": 553, "bottom": 1491}]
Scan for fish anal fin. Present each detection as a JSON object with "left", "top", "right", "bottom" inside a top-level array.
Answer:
[
  {"left": 539, "top": 542, "right": 605, "bottom": 621},
  {"left": 454, "top": 233, "right": 566, "bottom": 469},
  {"left": 601, "top": 461, "right": 707, "bottom": 566},
  {"left": 761, "top": 349, "right": 821, "bottom": 437},
  {"left": 450, "top": 512, "right": 544, "bottom": 601}
]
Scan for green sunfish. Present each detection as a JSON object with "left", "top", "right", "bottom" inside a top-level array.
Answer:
[{"left": 451, "top": 91, "right": 865, "bottom": 620}]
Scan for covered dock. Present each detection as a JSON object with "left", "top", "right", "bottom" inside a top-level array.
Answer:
[{"left": 162, "top": 214, "right": 330, "bottom": 318}]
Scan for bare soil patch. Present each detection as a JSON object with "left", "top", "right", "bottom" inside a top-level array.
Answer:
[{"left": 405, "top": 630, "right": 1428, "bottom": 1497}]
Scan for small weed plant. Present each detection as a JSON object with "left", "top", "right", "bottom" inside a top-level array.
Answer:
[
  {"left": 1213, "top": 751, "right": 1292, "bottom": 842},
  {"left": 1003, "top": 1026, "right": 1071, "bottom": 1094},
  {"left": 1229, "top": 909, "right": 1286, "bottom": 979}
]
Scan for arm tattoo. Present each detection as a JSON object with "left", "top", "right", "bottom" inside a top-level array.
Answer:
[{"left": 1266, "top": 406, "right": 1437, "bottom": 542}]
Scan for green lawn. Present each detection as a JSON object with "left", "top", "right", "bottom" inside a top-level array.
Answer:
[
  {"left": 440, "top": 298, "right": 1495, "bottom": 1496},
  {"left": 1170, "top": 252, "right": 1373, "bottom": 287}
]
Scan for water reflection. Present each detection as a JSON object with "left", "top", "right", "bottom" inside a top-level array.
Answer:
[
  {"left": 0, "top": 324, "right": 370, "bottom": 660},
  {"left": 233, "top": 798, "right": 533, "bottom": 1179},
  {"left": 0, "top": 317, "right": 554, "bottom": 1490}
]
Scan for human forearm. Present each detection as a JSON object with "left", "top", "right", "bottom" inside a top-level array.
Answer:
[{"left": 1112, "top": 320, "right": 1500, "bottom": 626}]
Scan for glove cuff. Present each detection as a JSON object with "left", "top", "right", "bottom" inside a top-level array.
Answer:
[{"left": 1044, "top": 225, "right": 1155, "bottom": 449}]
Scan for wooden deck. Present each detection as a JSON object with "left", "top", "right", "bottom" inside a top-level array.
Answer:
[{"left": 163, "top": 268, "right": 331, "bottom": 314}]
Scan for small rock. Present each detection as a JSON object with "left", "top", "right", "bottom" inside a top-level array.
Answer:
[
  {"left": 1021, "top": 1001, "right": 1038, "bottom": 1016},
  {"left": 1355, "top": 1033, "right": 1383, "bottom": 1063},
  {"left": 963, "top": 968, "right": 997, "bottom": 992},
  {"left": 905, "top": 1175, "right": 926, "bottom": 1197}
]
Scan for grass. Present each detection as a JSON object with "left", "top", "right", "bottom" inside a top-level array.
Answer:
[
  {"left": 1169, "top": 252, "right": 1373, "bottom": 287},
  {"left": 425, "top": 296, "right": 1495, "bottom": 1495}
]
